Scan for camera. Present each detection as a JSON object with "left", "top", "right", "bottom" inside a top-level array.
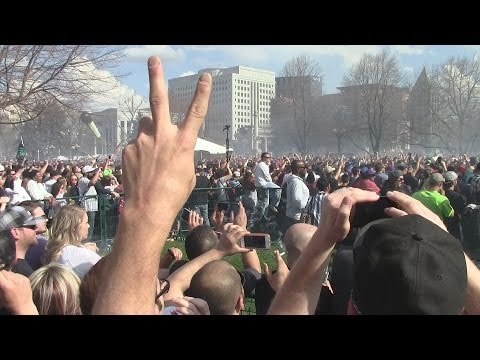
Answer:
[
  {"left": 351, "top": 197, "right": 398, "bottom": 228},
  {"left": 240, "top": 233, "right": 271, "bottom": 249}
]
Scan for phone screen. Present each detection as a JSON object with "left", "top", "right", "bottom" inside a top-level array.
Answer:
[
  {"left": 181, "top": 208, "right": 191, "bottom": 222},
  {"left": 351, "top": 197, "right": 397, "bottom": 228},
  {"left": 242, "top": 234, "right": 270, "bottom": 249}
]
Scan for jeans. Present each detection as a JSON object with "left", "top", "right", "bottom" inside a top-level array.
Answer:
[
  {"left": 194, "top": 204, "right": 210, "bottom": 227},
  {"left": 254, "top": 188, "right": 281, "bottom": 219},
  {"left": 87, "top": 211, "right": 96, "bottom": 241}
]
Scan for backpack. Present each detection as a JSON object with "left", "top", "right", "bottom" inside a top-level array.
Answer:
[{"left": 461, "top": 204, "right": 480, "bottom": 262}]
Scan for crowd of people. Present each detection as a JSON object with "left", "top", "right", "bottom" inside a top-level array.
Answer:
[{"left": 1, "top": 55, "right": 480, "bottom": 315}]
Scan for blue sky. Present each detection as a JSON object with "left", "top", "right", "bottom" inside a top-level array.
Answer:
[{"left": 107, "top": 45, "right": 480, "bottom": 106}]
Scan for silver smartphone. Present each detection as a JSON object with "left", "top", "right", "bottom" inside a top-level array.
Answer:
[{"left": 239, "top": 233, "right": 271, "bottom": 249}]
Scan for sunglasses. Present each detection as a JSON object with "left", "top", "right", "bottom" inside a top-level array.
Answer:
[
  {"left": 155, "top": 278, "right": 170, "bottom": 302},
  {"left": 22, "top": 224, "right": 37, "bottom": 230}
]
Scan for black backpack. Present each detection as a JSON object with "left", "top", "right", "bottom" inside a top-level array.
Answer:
[{"left": 461, "top": 204, "right": 480, "bottom": 262}]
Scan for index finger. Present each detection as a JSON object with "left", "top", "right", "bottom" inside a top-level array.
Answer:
[
  {"left": 147, "top": 56, "right": 171, "bottom": 131},
  {"left": 180, "top": 72, "right": 212, "bottom": 141}
]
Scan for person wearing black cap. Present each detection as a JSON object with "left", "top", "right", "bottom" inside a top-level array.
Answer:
[{"left": 268, "top": 188, "right": 480, "bottom": 315}]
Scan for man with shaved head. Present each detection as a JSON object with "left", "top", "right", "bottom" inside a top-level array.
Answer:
[
  {"left": 187, "top": 260, "right": 245, "bottom": 315},
  {"left": 255, "top": 223, "right": 334, "bottom": 314}
]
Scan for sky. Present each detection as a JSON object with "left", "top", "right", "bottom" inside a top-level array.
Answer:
[{"left": 97, "top": 45, "right": 480, "bottom": 110}]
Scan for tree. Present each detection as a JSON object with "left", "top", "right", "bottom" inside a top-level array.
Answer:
[
  {"left": 19, "top": 102, "right": 84, "bottom": 160},
  {"left": 342, "top": 50, "right": 404, "bottom": 154},
  {"left": 118, "top": 91, "right": 146, "bottom": 145},
  {"left": 276, "top": 54, "right": 323, "bottom": 154},
  {"left": 0, "top": 45, "right": 125, "bottom": 125},
  {"left": 427, "top": 56, "right": 480, "bottom": 154}
]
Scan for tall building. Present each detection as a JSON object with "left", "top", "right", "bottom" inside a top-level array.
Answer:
[
  {"left": 275, "top": 76, "right": 322, "bottom": 99},
  {"left": 406, "top": 68, "right": 434, "bottom": 151},
  {"left": 168, "top": 66, "right": 276, "bottom": 155}
]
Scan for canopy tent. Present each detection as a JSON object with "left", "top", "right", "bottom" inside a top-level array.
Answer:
[
  {"left": 56, "top": 155, "right": 69, "bottom": 161},
  {"left": 194, "top": 138, "right": 233, "bottom": 154}
]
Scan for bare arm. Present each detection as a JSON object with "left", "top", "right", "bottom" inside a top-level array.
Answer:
[
  {"left": 464, "top": 254, "right": 480, "bottom": 315},
  {"left": 165, "top": 224, "right": 250, "bottom": 300},
  {"left": 234, "top": 202, "right": 261, "bottom": 273},
  {"left": 92, "top": 56, "right": 212, "bottom": 314},
  {"left": 268, "top": 188, "right": 379, "bottom": 315}
]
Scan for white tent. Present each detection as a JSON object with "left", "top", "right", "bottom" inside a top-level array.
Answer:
[
  {"left": 56, "top": 155, "right": 69, "bottom": 161},
  {"left": 194, "top": 138, "right": 233, "bottom": 154}
]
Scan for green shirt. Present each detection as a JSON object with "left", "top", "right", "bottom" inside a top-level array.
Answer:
[{"left": 412, "top": 190, "right": 454, "bottom": 221}]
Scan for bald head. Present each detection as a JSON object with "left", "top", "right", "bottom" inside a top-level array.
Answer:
[
  {"left": 187, "top": 260, "right": 243, "bottom": 315},
  {"left": 283, "top": 223, "right": 318, "bottom": 268}
]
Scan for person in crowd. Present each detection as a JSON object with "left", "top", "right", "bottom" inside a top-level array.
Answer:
[
  {"left": 43, "top": 205, "right": 101, "bottom": 279},
  {"left": 187, "top": 165, "right": 211, "bottom": 227},
  {"left": 304, "top": 177, "right": 330, "bottom": 226},
  {"left": 29, "top": 263, "right": 82, "bottom": 315},
  {"left": 284, "top": 159, "right": 309, "bottom": 232},
  {"left": 78, "top": 166, "right": 101, "bottom": 241},
  {"left": 381, "top": 170, "right": 410, "bottom": 195},
  {"left": 353, "top": 166, "right": 380, "bottom": 194},
  {"left": 253, "top": 152, "right": 282, "bottom": 221},
  {"left": 0, "top": 206, "right": 43, "bottom": 277},
  {"left": 255, "top": 223, "right": 333, "bottom": 315},
  {"left": 412, "top": 173, "right": 454, "bottom": 222},
  {"left": 268, "top": 188, "right": 480, "bottom": 315},
  {"left": 66, "top": 174, "right": 80, "bottom": 205},
  {"left": 20, "top": 201, "right": 49, "bottom": 271},
  {"left": 443, "top": 171, "right": 466, "bottom": 241},
  {"left": 0, "top": 230, "right": 38, "bottom": 315},
  {"left": 374, "top": 162, "right": 388, "bottom": 189}
]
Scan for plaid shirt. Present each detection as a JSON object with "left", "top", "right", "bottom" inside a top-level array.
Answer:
[
  {"left": 470, "top": 174, "right": 480, "bottom": 204},
  {"left": 305, "top": 191, "right": 328, "bottom": 226}
]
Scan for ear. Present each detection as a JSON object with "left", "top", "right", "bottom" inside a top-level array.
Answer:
[
  {"left": 235, "top": 294, "right": 245, "bottom": 314},
  {"left": 10, "top": 228, "right": 21, "bottom": 241}
]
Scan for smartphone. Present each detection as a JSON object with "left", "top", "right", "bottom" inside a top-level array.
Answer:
[
  {"left": 217, "top": 202, "right": 229, "bottom": 212},
  {"left": 240, "top": 233, "right": 271, "bottom": 249},
  {"left": 351, "top": 196, "right": 398, "bottom": 228},
  {"left": 181, "top": 208, "right": 192, "bottom": 222}
]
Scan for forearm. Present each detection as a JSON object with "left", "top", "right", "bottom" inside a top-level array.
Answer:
[
  {"left": 93, "top": 207, "right": 173, "bottom": 314},
  {"left": 165, "top": 248, "right": 227, "bottom": 300},
  {"left": 242, "top": 249, "right": 261, "bottom": 273},
  {"left": 268, "top": 235, "right": 335, "bottom": 315},
  {"left": 464, "top": 254, "right": 480, "bottom": 315}
]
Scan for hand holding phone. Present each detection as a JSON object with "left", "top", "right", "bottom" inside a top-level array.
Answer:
[
  {"left": 351, "top": 196, "right": 398, "bottom": 228},
  {"left": 181, "top": 208, "right": 192, "bottom": 222}
]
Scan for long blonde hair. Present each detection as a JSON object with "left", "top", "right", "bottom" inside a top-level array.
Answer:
[
  {"left": 43, "top": 205, "right": 86, "bottom": 265},
  {"left": 30, "top": 263, "right": 82, "bottom": 315}
]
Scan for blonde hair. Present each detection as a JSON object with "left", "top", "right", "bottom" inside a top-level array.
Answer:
[
  {"left": 43, "top": 205, "right": 86, "bottom": 265},
  {"left": 30, "top": 263, "right": 82, "bottom": 315}
]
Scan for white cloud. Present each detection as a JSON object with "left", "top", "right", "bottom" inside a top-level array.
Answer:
[
  {"left": 179, "top": 70, "right": 197, "bottom": 77},
  {"left": 79, "top": 65, "right": 147, "bottom": 113},
  {"left": 215, "top": 45, "right": 383, "bottom": 68},
  {"left": 124, "top": 45, "right": 185, "bottom": 62},
  {"left": 187, "top": 46, "right": 217, "bottom": 52},
  {"left": 390, "top": 45, "right": 425, "bottom": 55},
  {"left": 403, "top": 66, "right": 414, "bottom": 73}
]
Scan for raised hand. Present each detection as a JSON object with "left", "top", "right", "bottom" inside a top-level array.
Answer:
[{"left": 264, "top": 250, "right": 289, "bottom": 292}]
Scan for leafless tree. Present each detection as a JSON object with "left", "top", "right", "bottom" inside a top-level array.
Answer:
[
  {"left": 428, "top": 56, "right": 480, "bottom": 154},
  {"left": 342, "top": 50, "right": 404, "bottom": 154},
  {"left": 0, "top": 45, "right": 126, "bottom": 125},
  {"left": 278, "top": 54, "right": 323, "bottom": 154},
  {"left": 118, "top": 91, "right": 146, "bottom": 144}
]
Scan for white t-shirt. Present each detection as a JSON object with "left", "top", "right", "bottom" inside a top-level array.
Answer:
[{"left": 56, "top": 245, "right": 101, "bottom": 279}]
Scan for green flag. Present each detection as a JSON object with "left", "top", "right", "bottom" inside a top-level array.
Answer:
[{"left": 16, "top": 136, "right": 26, "bottom": 161}]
